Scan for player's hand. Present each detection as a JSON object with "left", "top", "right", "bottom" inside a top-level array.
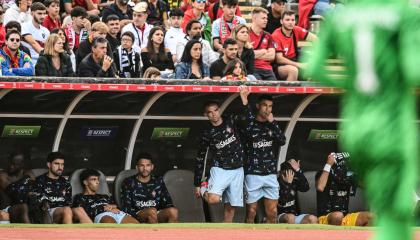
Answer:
[
  {"left": 327, "top": 153, "right": 335, "bottom": 166},
  {"left": 239, "top": 85, "right": 250, "bottom": 105},
  {"left": 194, "top": 187, "right": 201, "bottom": 199},
  {"left": 282, "top": 170, "right": 294, "bottom": 184},
  {"left": 83, "top": 18, "right": 92, "bottom": 31},
  {"left": 267, "top": 113, "right": 274, "bottom": 122},
  {"left": 288, "top": 159, "right": 300, "bottom": 171},
  {"left": 102, "top": 55, "right": 113, "bottom": 71}
]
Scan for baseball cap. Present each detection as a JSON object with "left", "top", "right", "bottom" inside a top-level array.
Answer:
[{"left": 133, "top": 2, "right": 148, "bottom": 13}]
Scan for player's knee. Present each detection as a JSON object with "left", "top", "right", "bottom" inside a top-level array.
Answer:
[
  {"left": 100, "top": 216, "right": 116, "bottom": 223},
  {"left": 328, "top": 211, "right": 344, "bottom": 225},
  {"left": 0, "top": 211, "right": 9, "bottom": 220},
  {"left": 302, "top": 215, "right": 318, "bottom": 224},
  {"left": 356, "top": 212, "right": 373, "bottom": 226},
  {"left": 168, "top": 208, "right": 178, "bottom": 220},
  {"left": 207, "top": 194, "right": 221, "bottom": 204},
  {"left": 284, "top": 214, "right": 295, "bottom": 224},
  {"left": 145, "top": 208, "right": 158, "bottom": 223},
  {"left": 287, "top": 65, "right": 299, "bottom": 76}
]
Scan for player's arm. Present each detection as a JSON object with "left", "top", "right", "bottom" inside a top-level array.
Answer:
[
  {"left": 120, "top": 180, "right": 136, "bottom": 216},
  {"left": 254, "top": 47, "right": 275, "bottom": 61},
  {"left": 305, "top": 32, "right": 317, "bottom": 42},
  {"left": 64, "top": 183, "right": 72, "bottom": 206},
  {"left": 194, "top": 134, "right": 210, "bottom": 197},
  {"left": 158, "top": 179, "right": 174, "bottom": 209},
  {"left": 316, "top": 154, "right": 335, "bottom": 192}
]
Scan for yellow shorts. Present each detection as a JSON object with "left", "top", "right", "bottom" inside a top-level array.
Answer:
[{"left": 318, "top": 212, "right": 360, "bottom": 226}]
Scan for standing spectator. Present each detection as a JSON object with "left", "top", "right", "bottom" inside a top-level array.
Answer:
[
  {"left": 208, "top": 0, "right": 241, "bottom": 22},
  {"left": 141, "top": 26, "right": 174, "bottom": 73},
  {"left": 102, "top": 0, "right": 133, "bottom": 28},
  {"left": 175, "top": 39, "right": 210, "bottom": 80},
  {"left": 176, "top": 20, "right": 218, "bottom": 67},
  {"left": 4, "top": 21, "right": 31, "bottom": 56},
  {"left": 35, "top": 33, "right": 74, "bottom": 77},
  {"left": 212, "top": 0, "right": 246, "bottom": 53},
  {"left": 164, "top": 8, "right": 184, "bottom": 63},
  {"left": 32, "top": 152, "right": 73, "bottom": 224},
  {"left": 273, "top": 11, "right": 317, "bottom": 81},
  {"left": 145, "top": 0, "right": 169, "bottom": 29},
  {"left": 64, "top": 7, "right": 91, "bottom": 53},
  {"left": 264, "top": 0, "right": 286, "bottom": 34},
  {"left": 121, "top": 2, "right": 153, "bottom": 51},
  {"left": 21, "top": 2, "right": 50, "bottom": 66},
  {"left": 51, "top": 28, "right": 76, "bottom": 71},
  {"left": 209, "top": 38, "right": 237, "bottom": 80},
  {"left": 73, "top": 0, "right": 100, "bottom": 16},
  {"left": 181, "top": 0, "right": 212, "bottom": 44},
  {"left": 0, "top": 6, "right": 6, "bottom": 47},
  {"left": 0, "top": 30, "right": 33, "bottom": 76},
  {"left": 121, "top": 153, "right": 178, "bottom": 223},
  {"left": 113, "top": 31, "right": 141, "bottom": 78},
  {"left": 277, "top": 159, "right": 318, "bottom": 224},
  {"left": 249, "top": 7, "right": 276, "bottom": 80},
  {"left": 42, "top": 0, "right": 61, "bottom": 32},
  {"left": 78, "top": 37, "right": 116, "bottom": 77},
  {"left": 230, "top": 24, "right": 255, "bottom": 77},
  {"left": 221, "top": 58, "right": 248, "bottom": 81},
  {"left": 105, "top": 15, "right": 121, "bottom": 50},
  {"left": 4, "top": 0, "right": 32, "bottom": 26}
]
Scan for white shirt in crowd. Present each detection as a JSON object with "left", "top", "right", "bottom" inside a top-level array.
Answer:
[
  {"left": 121, "top": 22, "right": 153, "bottom": 53},
  {"left": 164, "top": 27, "right": 185, "bottom": 56},
  {"left": 4, "top": 4, "right": 32, "bottom": 25},
  {"left": 176, "top": 35, "right": 219, "bottom": 67},
  {"left": 21, "top": 21, "right": 50, "bottom": 65}
]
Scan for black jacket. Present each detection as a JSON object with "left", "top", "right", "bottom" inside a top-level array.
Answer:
[
  {"left": 35, "top": 52, "right": 75, "bottom": 77},
  {"left": 78, "top": 53, "right": 116, "bottom": 78},
  {"left": 76, "top": 39, "right": 114, "bottom": 72}
]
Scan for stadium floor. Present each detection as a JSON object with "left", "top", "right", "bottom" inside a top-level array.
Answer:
[{"left": 1, "top": 224, "right": 420, "bottom": 240}]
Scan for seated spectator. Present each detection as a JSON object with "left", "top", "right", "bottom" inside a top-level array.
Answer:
[
  {"left": 141, "top": 26, "right": 174, "bottom": 73},
  {"left": 113, "top": 31, "right": 141, "bottom": 78},
  {"left": 101, "top": 0, "right": 133, "bottom": 28},
  {"left": 73, "top": 0, "right": 100, "bottom": 16},
  {"left": 35, "top": 33, "right": 74, "bottom": 77},
  {"left": 164, "top": 8, "right": 184, "bottom": 63},
  {"left": 143, "top": 66, "right": 161, "bottom": 79},
  {"left": 277, "top": 159, "right": 318, "bottom": 224},
  {"left": 121, "top": 152, "right": 178, "bottom": 223},
  {"left": 212, "top": 0, "right": 246, "bottom": 54},
  {"left": 221, "top": 58, "right": 248, "bottom": 81},
  {"left": 78, "top": 37, "right": 116, "bottom": 77},
  {"left": 209, "top": 38, "right": 237, "bottom": 80},
  {"left": 208, "top": 0, "right": 241, "bottom": 22},
  {"left": 72, "top": 169, "right": 139, "bottom": 224},
  {"left": 249, "top": 7, "right": 276, "bottom": 80},
  {"left": 42, "top": 0, "right": 61, "bottom": 32},
  {"left": 121, "top": 2, "right": 153, "bottom": 51},
  {"left": 230, "top": 24, "right": 255, "bottom": 76},
  {"left": 21, "top": 2, "right": 50, "bottom": 66},
  {"left": 264, "top": 0, "right": 286, "bottom": 34},
  {"left": 51, "top": 28, "right": 76, "bottom": 71},
  {"left": 0, "top": 30, "right": 33, "bottom": 76},
  {"left": 316, "top": 152, "right": 373, "bottom": 226},
  {"left": 181, "top": 0, "right": 212, "bottom": 44},
  {"left": 272, "top": 10, "right": 317, "bottom": 81},
  {"left": 145, "top": 0, "right": 170, "bottom": 29},
  {"left": 105, "top": 15, "right": 121, "bottom": 51},
  {"left": 64, "top": 7, "right": 91, "bottom": 53},
  {"left": 4, "top": 21, "right": 31, "bottom": 56},
  {"left": 176, "top": 20, "right": 218, "bottom": 67},
  {"left": 76, "top": 21, "right": 112, "bottom": 70},
  {"left": 4, "top": 0, "right": 32, "bottom": 26},
  {"left": 175, "top": 39, "right": 210, "bottom": 80}
]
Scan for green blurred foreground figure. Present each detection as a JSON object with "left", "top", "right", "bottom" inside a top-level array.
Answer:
[{"left": 305, "top": 1, "right": 420, "bottom": 239}]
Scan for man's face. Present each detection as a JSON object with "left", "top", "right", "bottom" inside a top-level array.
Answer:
[
  {"left": 121, "top": 35, "right": 133, "bottom": 49},
  {"left": 253, "top": 12, "right": 268, "bottom": 29},
  {"left": 272, "top": 2, "right": 285, "bottom": 14},
  {"left": 136, "top": 159, "right": 154, "bottom": 178},
  {"left": 73, "top": 16, "right": 85, "bottom": 28},
  {"left": 170, "top": 16, "right": 183, "bottom": 28},
  {"left": 222, "top": 4, "right": 236, "bottom": 19},
  {"left": 84, "top": 176, "right": 100, "bottom": 192},
  {"left": 204, "top": 104, "right": 221, "bottom": 124},
  {"left": 93, "top": 42, "right": 108, "bottom": 59},
  {"left": 48, "top": 159, "right": 64, "bottom": 177},
  {"left": 107, "top": 20, "right": 120, "bottom": 35},
  {"left": 256, "top": 99, "right": 273, "bottom": 120},
  {"left": 192, "top": 0, "right": 206, "bottom": 11},
  {"left": 224, "top": 43, "right": 238, "bottom": 60},
  {"left": 7, "top": 154, "right": 24, "bottom": 175},
  {"left": 47, "top": 2, "right": 59, "bottom": 17},
  {"left": 33, "top": 10, "right": 47, "bottom": 25},
  {"left": 188, "top": 23, "right": 202, "bottom": 39},
  {"left": 6, "top": 33, "right": 21, "bottom": 51},
  {"left": 281, "top": 14, "right": 296, "bottom": 31},
  {"left": 133, "top": 12, "right": 147, "bottom": 27}
]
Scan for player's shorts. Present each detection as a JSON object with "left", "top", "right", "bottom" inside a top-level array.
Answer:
[
  {"left": 94, "top": 211, "right": 127, "bottom": 224},
  {"left": 318, "top": 212, "right": 360, "bottom": 226},
  {"left": 278, "top": 213, "right": 309, "bottom": 224},
  {"left": 208, "top": 167, "right": 244, "bottom": 207},
  {"left": 244, "top": 174, "right": 279, "bottom": 204}
]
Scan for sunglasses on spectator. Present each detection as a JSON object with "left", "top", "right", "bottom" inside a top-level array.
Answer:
[
  {"left": 195, "top": 0, "right": 206, "bottom": 3},
  {"left": 9, "top": 38, "right": 20, "bottom": 42}
]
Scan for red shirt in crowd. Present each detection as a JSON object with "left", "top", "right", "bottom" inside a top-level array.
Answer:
[
  {"left": 250, "top": 29, "right": 276, "bottom": 70},
  {"left": 42, "top": 15, "right": 61, "bottom": 32},
  {"left": 73, "top": 0, "right": 99, "bottom": 9},
  {"left": 272, "top": 26, "right": 308, "bottom": 60}
]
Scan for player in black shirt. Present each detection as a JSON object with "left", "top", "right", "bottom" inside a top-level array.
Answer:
[
  {"left": 277, "top": 159, "right": 317, "bottom": 224},
  {"left": 72, "top": 169, "right": 139, "bottom": 224},
  {"left": 316, "top": 152, "right": 372, "bottom": 226},
  {"left": 240, "top": 87, "right": 286, "bottom": 223},
  {"left": 121, "top": 153, "right": 178, "bottom": 223},
  {"left": 32, "top": 152, "right": 73, "bottom": 224},
  {"left": 194, "top": 87, "right": 249, "bottom": 222}
]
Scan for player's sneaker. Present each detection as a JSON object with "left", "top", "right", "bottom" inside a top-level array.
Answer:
[{"left": 200, "top": 181, "right": 208, "bottom": 197}]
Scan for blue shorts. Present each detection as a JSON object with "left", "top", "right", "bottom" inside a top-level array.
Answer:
[
  {"left": 245, "top": 174, "right": 279, "bottom": 204},
  {"left": 208, "top": 167, "right": 244, "bottom": 207},
  {"left": 94, "top": 211, "right": 127, "bottom": 224},
  {"left": 278, "top": 213, "right": 309, "bottom": 224}
]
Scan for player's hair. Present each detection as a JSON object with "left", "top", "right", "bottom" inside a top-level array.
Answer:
[
  {"left": 136, "top": 152, "right": 153, "bottom": 164},
  {"left": 281, "top": 10, "right": 296, "bottom": 20},
  {"left": 46, "top": 151, "right": 65, "bottom": 163},
  {"left": 105, "top": 14, "right": 120, "bottom": 23},
  {"left": 170, "top": 8, "right": 184, "bottom": 17},
  {"left": 252, "top": 7, "right": 268, "bottom": 15},
  {"left": 5, "top": 30, "right": 21, "bottom": 40},
  {"left": 203, "top": 100, "right": 220, "bottom": 112},
  {"left": 31, "top": 2, "right": 47, "bottom": 12},
  {"left": 222, "top": 0, "right": 238, "bottom": 7},
  {"left": 258, "top": 94, "right": 273, "bottom": 103},
  {"left": 223, "top": 38, "right": 237, "bottom": 49},
  {"left": 80, "top": 169, "right": 101, "bottom": 188}
]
